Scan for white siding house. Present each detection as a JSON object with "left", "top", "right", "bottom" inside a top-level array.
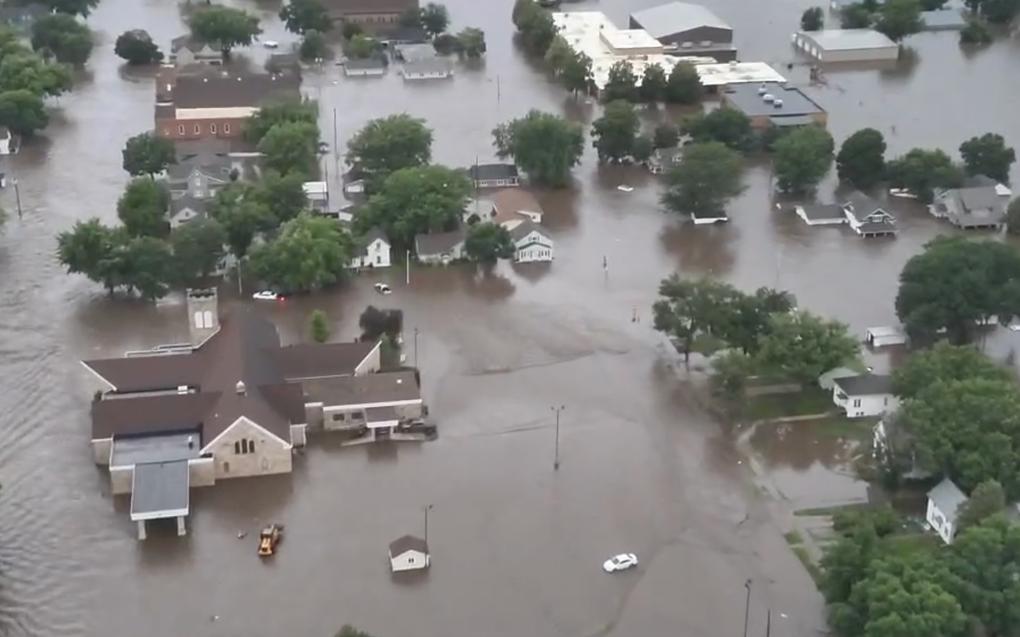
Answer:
[
  {"left": 831, "top": 373, "right": 898, "bottom": 418},
  {"left": 389, "top": 535, "right": 429, "bottom": 572},
  {"left": 926, "top": 478, "right": 968, "bottom": 545},
  {"left": 509, "top": 222, "right": 554, "bottom": 263},
  {"left": 865, "top": 326, "right": 908, "bottom": 348},
  {"left": 350, "top": 228, "right": 392, "bottom": 269},
  {"left": 401, "top": 59, "right": 453, "bottom": 80}
]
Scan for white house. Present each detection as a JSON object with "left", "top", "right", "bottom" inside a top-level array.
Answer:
[
  {"left": 388, "top": 535, "right": 429, "bottom": 572},
  {"left": 831, "top": 373, "right": 898, "bottom": 418},
  {"left": 865, "top": 325, "right": 908, "bottom": 348},
  {"left": 794, "top": 203, "right": 847, "bottom": 226},
  {"left": 842, "top": 192, "right": 897, "bottom": 237},
  {"left": 509, "top": 221, "right": 555, "bottom": 263},
  {"left": 416, "top": 227, "right": 466, "bottom": 264},
  {"left": 818, "top": 366, "right": 857, "bottom": 390},
  {"left": 303, "top": 181, "right": 328, "bottom": 211},
  {"left": 344, "top": 58, "right": 387, "bottom": 77},
  {"left": 168, "top": 194, "right": 208, "bottom": 229},
  {"left": 926, "top": 478, "right": 968, "bottom": 545},
  {"left": 0, "top": 127, "right": 15, "bottom": 155},
  {"left": 691, "top": 211, "right": 729, "bottom": 225},
  {"left": 466, "top": 163, "right": 520, "bottom": 189},
  {"left": 402, "top": 58, "right": 453, "bottom": 80},
  {"left": 350, "top": 228, "right": 392, "bottom": 269}
]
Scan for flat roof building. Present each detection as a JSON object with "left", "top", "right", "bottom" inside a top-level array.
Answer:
[
  {"left": 695, "top": 61, "right": 786, "bottom": 89},
  {"left": 721, "top": 82, "right": 827, "bottom": 129},
  {"left": 792, "top": 29, "right": 899, "bottom": 63},
  {"left": 629, "top": 2, "right": 736, "bottom": 61}
]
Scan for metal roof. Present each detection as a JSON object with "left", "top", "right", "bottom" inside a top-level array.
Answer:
[
  {"left": 800, "top": 29, "right": 896, "bottom": 51},
  {"left": 130, "top": 460, "right": 190, "bottom": 521},
  {"left": 724, "top": 82, "right": 824, "bottom": 118},
  {"left": 630, "top": 2, "right": 731, "bottom": 39}
]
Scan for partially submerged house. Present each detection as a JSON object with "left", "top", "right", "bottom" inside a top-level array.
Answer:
[
  {"left": 721, "top": 82, "right": 827, "bottom": 130},
  {"left": 169, "top": 36, "right": 222, "bottom": 66},
  {"left": 831, "top": 373, "right": 897, "bottom": 418},
  {"left": 926, "top": 478, "right": 968, "bottom": 545},
  {"left": 929, "top": 182, "right": 1007, "bottom": 230},
  {"left": 792, "top": 29, "right": 899, "bottom": 63},
  {"left": 794, "top": 203, "right": 847, "bottom": 226},
  {"left": 465, "top": 163, "right": 521, "bottom": 189},
  {"left": 841, "top": 192, "right": 897, "bottom": 237},
  {"left": 165, "top": 160, "right": 235, "bottom": 199},
  {"left": 648, "top": 146, "right": 682, "bottom": 174},
  {"left": 350, "top": 227, "right": 392, "bottom": 269},
  {"left": 865, "top": 325, "right": 908, "bottom": 348},
  {"left": 304, "top": 370, "right": 423, "bottom": 441},
  {"left": 389, "top": 535, "right": 429, "bottom": 572},
  {"left": 508, "top": 221, "right": 555, "bottom": 263},
  {"left": 415, "top": 227, "right": 466, "bottom": 264},
  {"left": 490, "top": 189, "right": 554, "bottom": 263},
  {"left": 344, "top": 58, "right": 387, "bottom": 77},
  {"left": 401, "top": 58, "right": 453, "bottom": 80}
]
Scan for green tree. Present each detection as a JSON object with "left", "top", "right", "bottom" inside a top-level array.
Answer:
[
  {"left": 344, "top": 33, "right": 376, "bottom": 59},
  {"left": 359, "top": 164, "right": 471, "bottom": 249},
  {"left": 209, "top": 187, "right": 270, "bottom": 258},
  {"left": 514, "top": 0, "right": 556, "bottom": 55},
  {"left": 248, "top": 214, "right": 354, "bottom": 293},
  {"left": 661, "top": 141, "right": 744, "bottom": 219},
  {"left": 874, "top": 0, "right": 923, "bottom": 43},
  {"left": 887, "top": 148, "right": 964, "bottom": 203},
  {"left": 117, "top": 178, "right": 169, "bottom": 238},
  {"left": 892, "top": 342, "right": 1010, "bottom": 400},
  {"left": 432, "top": 32, "right": 458, "bottom": 55},
  {"left": 602, "top": 60, "right": 637, "bottom": 103},
  {"left": 544, "top": 35, "right": 573, "bottom": 72},
  {"left": 559, "top": 50, "right": 593, "bottom": 96},
  {"left": 945, "top": 515, "right": 1020, "bottom": 636},
  {"left": 664, "top": 61, "right": 703, "bottom": 105},
  {"left": 465, "top": 223, "right": 515, "bottom": 263},
  {"left": 653, "top": 122, "right": 679, "bottom": 149},
  {"left": 0, "top": 52, "right": 73, "bottom": 97},
  {"left": 279, "top": 0, "right": 332, "bottom": 35},
  {"left": 56, "top": 218, "right": 122, "bottom": 294},
  {"left": 35, "top": 0, "right": 99, "bottom": 17},
  {"left": 957, "top": 480, "right": 1006, "bottom": 530},
  {"left": 714, "top": 287, "right": 795, "bottom": 355},
  {"left": 258, "top": 120, "right": 319, "bottom": 177},
  {"left": 960, "top": 133, "right": 1015, "bottom": 184},
  {"left": 682, "top": 108, "right": 755, "bottom": 151},
  {"left": 1008, "top": 198, "right": 1020, "bottom": 236},
  {"left": 754, "top": 310, "right": 859, "bottom": 384},
  {"left": 188, "top": 5, "right": 262, "bottom": 59},
  {"left": 420, "top": 2, "right": 449, "bottom": 37},
  {"left": 591, "top": 100, "right": 639, "bottom": 164},
  {"left": 341, "top": 22, "right": 363, "bottom": 39},
  {"left": 639, "top": 63, "right": 667, "bottom": 102},
  {"left": 122, "top": 132, "right": 175, "bottom": 178},
  {"left": 170, "top": 218, "right": 227, "bottom": 284},
  {"left": 346, "top": 114, "right": 433, "bottom": 192},
  {"left": 299, "top": 30, "right": 328, "bottom": 61},
  {"left": 821, "top": 523, "right": 880, "bottom": 604},
  {"left": 245, "top": 99, "right": 319, "bottom": 145},
  {"left": 114, "top": 29, "right": 163, "bottom": 65},
  {"left": 896, "top": 236, "right": 1020, "bottom": 343},
  {"left": 959, "top": 19, "right": 993, "bottom": 44},
  {"left": 980, "top": 0, "right": 1020, "bottom": 23},
  {"left": 492, "top": 110, "right": 584, "bottom": 187},
  {"left": 455, "top": 27, "right": 486, "bottom": 58},
  {"left": 801, "top": 6, "right": 825, "bottom": 30},
  {"left": 307, "top": 309, "right": 331, "bottom": 343},
  {"left": 900, "top": 377, "right": 1020, "bottom": 496},
  {"left": 632, "top": 134, "right": 653, "bottom": 163},
  {"left": 652, "top": 275, "right": 739, "bottom": 362},
  {"left": 773, "top": 126, "right": 835, "bottom": 194},
  {"left": 841, "top": 3, "right": 875, "bottom": 28},
  {"left": 253, "top": 170, "right": 307, "bottom": 225},
  {"left": 30, "top": 13, "right": 93, "bottom": 66},
  {"left": 836, "top": 127, "right": 887, "bottom": 188},
  {"left": 0, "top": 89, "right": 49, "bottom": 136},
  {"left": 400, "top": 6, "right": 424, "bottom": 28},
  {"left": 117, "top": 235, "right": 175, "bottom": 301},
  {"left": 336, "top": 626, "right": 376, "bottom": 637}
]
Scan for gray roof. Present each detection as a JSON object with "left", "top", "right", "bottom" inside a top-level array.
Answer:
[
  {"left": 403, "top": 58, "right": 452, "bottom": 75},
  {"left": 355, "top": 227, "right": 390, "bottom": 257},
  {"left": 395, "top": 43, "right": 437, "bottom": 62},
  {"left": 630, "top": 2, "right": 731, "bottom": 38},
  {"left": 724, "top": 82, "right": 825, "bottom": 119},
  {"left": 798, "top": 203, "right": 845, "bottom": 221},
  {"left": 956, "top": 187, "right": 1004, "bottom": 213},
  {"left": 963, "top": 174, "right": 999, "bottom": 188},
  {"left": 921, "top": 9, "right": 966, "bottom": 30},
  {"left": 130, "top": 460, "right": 190, "bottom": 519},
  {"left": 173, "top": 72, "right": 301, "bottom": 110},
  {"left": 389, "top": 534, "right": 428, "bottom": 556},
  {"left": 927, "top": 477, "right": 968, "bottom": 522},
  {"left": 467, "top": 163, "right": 519, "bottom": 181},
  {"left": 171, "top": 35, "right": 220, "bottom": 54},
  {"left": 833, "top": 373, "right": 893, "bottom": 396},
  {"left": 508, "top": 220, "right": 551, "bottom": 242},
  {"left": 345, "top": 58, "right": 386, "bottom": 70},
  {"left": 170, "top": 194, "right": 208, "bottom": 216},
  {"left": 800, "top": 29, "right": 897, "bottom": 51},
  {"left": 167, "top": 159, "right": 233, "bottom": 183},
  {"left": 842, "top": 191, "right": 889, "bottom": 222},
  {"left": 415, "top": 227, "right": 465, "bottom": 255},
  {"left": 111, "top": 432, "right": 202, "bottom": 467}
]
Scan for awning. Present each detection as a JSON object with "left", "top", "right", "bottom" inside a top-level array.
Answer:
[{"left": 130, "top": 460, "right": 190, "bottom": 521}]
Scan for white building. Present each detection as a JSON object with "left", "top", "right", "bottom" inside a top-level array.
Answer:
[
  {"left": 792, "top": 29, "right": 899, "bottom": 63},
  {"left": 344, "top": 58, "right": 387, "bottom": 77},
  {"left": 509, "top": 221, "right": 555, "bottom": 263},
  {"left": 865, "top": 326, "right": 908, "bottom": 348},
  {"left": 926, "top": 478, "right": 968, "bottom": 545},
  {"left": 401, "top": 59, "right": 453, "bottom": 80},
  {"left": 389, "top": 535, "right": 429, "bottom": 572},
  {"left": 0, "top": 127, "right": 14, "bottom": 155},
  {"left": 831, "top": 373, "right": 898, "bottom": 418},
  {"left": 350, "top": 228, "right": 392, "bottom": 269}
]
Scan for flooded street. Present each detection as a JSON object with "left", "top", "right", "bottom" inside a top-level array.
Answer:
[{"left": 1, "top": 0, "right": 1020, "bottom": 634}]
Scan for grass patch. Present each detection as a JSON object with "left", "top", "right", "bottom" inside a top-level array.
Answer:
[
  {"left": 813, "top": 417, "right": 876, "bottom": 441},
  {"left": 792, "top": 546, "right": 824, "bottom": 586},
  {"left": 884, "top": 532, "right": 942, "bottom": 554},
  {"left": 794, "top": 502, "right": 872, "bottom": 517},
  {"left": 784, "top": 530, "right": 803, "bottom": 545},
  {"left": 745, "top": 387, "right": 833, "bottom": 420}
]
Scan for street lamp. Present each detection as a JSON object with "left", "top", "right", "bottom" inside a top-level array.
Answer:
[
  {"left": 743, "top": 579, "right": 752, "bottom": 637},
  {"left": 552, "top": 406, "right": 565, "bottom": 470},
  {"left": 423, "top": 504, "right": 433, "bottom": 546}
]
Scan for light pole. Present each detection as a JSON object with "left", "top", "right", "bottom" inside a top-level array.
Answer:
[
  {"left": 552, "top": 406, "right": 565, "bottom": 470},
  {"left": 406, "top": 249, "right": 411, "bottom": 285},
  {"left": 423, "top": 504, "right": 433, "bottom": 546},
  {"left": 414, "top": 327, "right": 419, "bottom": 368},
  {"left": 743, "top": 579, "right": 752, "bottom": 637}
]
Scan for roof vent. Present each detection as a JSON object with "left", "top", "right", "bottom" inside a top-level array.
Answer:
[
  {"left": 202, "top": 77, "right": 208, "bottom": 82},
  {"left": 235, "top": 380, "right": 246, "bottom": 395},
  {"left": 773, "top": 98, "right": 783, "bottom": 108},
  {"left": 396, "top": 378, "right": 403, "bottom": 384},
  {"left": 177, "top": 385, "right": 188, "bottom": 394},
  {"left": 763, "top": 94, "right": 774, "bottom": 103},
  {"left": 758, "top": 83, "right": 767, "bottom": 94},
  {"left": 187, "top": 435, "right": 194, "bottom": 449}
]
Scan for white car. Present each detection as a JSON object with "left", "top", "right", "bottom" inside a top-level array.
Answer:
[
  {"left": 252, "top": 291, "right": 280, "bottom": 301},
  {"left": 262, "top": 40, "right": 279, "bottom": 49},
  {"left": 374, "top": 283, "right": 392, "bottom": 295},
  {"left": 603, "top": 553, "right": 638, "bottom": 573}
]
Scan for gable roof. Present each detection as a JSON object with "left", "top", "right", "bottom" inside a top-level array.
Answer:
[
  {"left": 842, "top": 191, "right": 892, "bottom": 223},
  {"left": 84, "top": 310, "right": 378, "bottom": 443},
  {"left": 928, "top": 478, "right": 968, "bottom": 520},
  {"left": 955, "top": 186, "right": 1004, "bottom": 213},
  {"left": 491, "top": 188, "right": 543, "bottom": 224},
  {"left": 467, "top": 163, "right": 519, "bottom": 182},
  {"left": 171, "top": 36, "right": 220, "bottom": 55},
  {"left": 403, "top": 58, "right": 452, "bottom": 75},
  {"left": 169, "top": 194, "right": 208, "bottom": 217},
  {"left": 388, "top": 534, "right": 428, "bottom": 556},
  {"left": 415, "top": 227, "right": 465, "bottom": 256},
  {"left": 166, "top": 159, "right": 233, "bottom": 183},
  {"left": 630, "top": 2, "right": 731, "bottom": 38},
  {"left": 508, "top": 220, "right": 551, "bottom": 243},
  {"left": 322, "top": 0, "right": 419, "bottom": 16},
  {"left": 833, "top": 373, "right": 893, "bottom": 396}
]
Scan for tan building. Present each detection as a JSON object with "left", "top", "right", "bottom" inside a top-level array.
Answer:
[
  {"left": 155, "top": 69, "right": 301, "bottom": 141},
  {"left": 82, "top": 289, "right": 392, "bottom": 539},
  {"left": 321, "top": 0, "right": 419, "bottom": 27}
]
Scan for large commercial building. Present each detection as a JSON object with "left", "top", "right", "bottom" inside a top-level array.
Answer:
[
  {"left": 792, "top": 29, "right": 899, "bottom": 63},
  {"left": 629, "top": 2, "right": 736, "bottom": 62},
  {"left": 721, "top": 82, "right": 827, "bottom": 130}
]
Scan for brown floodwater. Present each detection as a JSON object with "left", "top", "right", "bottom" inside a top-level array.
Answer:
[{"left": 1, "top": 0, "right": 1019, "bottom": 634}]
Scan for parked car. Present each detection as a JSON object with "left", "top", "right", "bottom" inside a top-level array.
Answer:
[
  {"left": 253, "top": 291, "right": 281, "bottom": 301},
  {"left": 262, "top": 40, "right": 279, "bottom": 49},
  {"left": 374, "top": 283, "right": 392, "bottom": 295},
  {"left": 603, "top": 553, "right": 638, "bottom": 573}
]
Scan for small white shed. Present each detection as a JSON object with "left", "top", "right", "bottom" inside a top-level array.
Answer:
[
  {"left": 865, "top": 326, "right": 908, "bottom": 348},
  {"left": 389, "top": 535, "right": 429, "bottom": 572}
]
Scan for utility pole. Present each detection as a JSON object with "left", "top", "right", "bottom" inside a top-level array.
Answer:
[
  {"left": 765, "top": 609, "right": 771, "bottom": 637},
  {"left": 414, "top": 327, "right": 419, "bottom": 368},
  {"left": 13, "top": 179, "right": 22, "bottom": 219},
  {"left": 332, "top": 107, "right": 339, "bottom": 160},
  {"left": 406, "top": 250, "right": 411, "bottom": 285},
  {"left": 423, "top": 503, "right": 433, "bottom": 545},
  {"left": 552, "top": 405, "right": 565, "bottom": 470},
  {"left": 743, "top": 579, "right": 752, "bottom": 637}
]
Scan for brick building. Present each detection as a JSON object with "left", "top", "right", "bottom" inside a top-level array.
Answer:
[
  {"left": 321, "top": 0, "right": 419, "bottom": 27},
  {"left": 155, "top": 69, "right": 301, "bottom": 141}
]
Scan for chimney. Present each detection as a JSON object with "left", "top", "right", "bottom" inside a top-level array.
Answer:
[
  {"left": 186, "top": 288, "right": 219, "bottom": 346},
  {"left": 236, "top": 380, "right": 246, "bottom": 395}
]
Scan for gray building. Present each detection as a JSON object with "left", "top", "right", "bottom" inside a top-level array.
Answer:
[
  {"left": 792, "top": 29, "right": 899, "bottom": 63},
  {"left": 629, "top": 2, "right": 736, "bottom": 61},
  {"left": 721, "top": 82, "right": 827, "bottom": 129},
  {"left": 920, "top": 9, "right": 967, "bottom": 31},
  {"left": 929, "top": 184, "right": 1006, "bottom": 229}
]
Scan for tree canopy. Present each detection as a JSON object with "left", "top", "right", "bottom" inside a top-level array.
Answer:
[
  {"left": 661, "top": 141, "right": 744, "bottom": 219},
  {"left": 33, "top": 0, "right": 99, "bottom": 17},
  {"left": 773, "top": 125, "right": 835, "bottom": 194},
  {"left": 801, "top": 7, "right": 825, "bottom": 30},
  {"left": 245, "top": 99, "right": 319, "bottom": 145},
  {"left": 117, "top": 178, "right": 169, "bottom": 239},
  {"left": 591, "top": 100, "right": 639, "bottom": 163},
  {"left": 836, "top": 128, "right": 887, "bottom": 189},
  {"left": 258, "top": 120, "right": 320, "bottom": 177},
  {"left": 114, "top": 29, "right": 164, "bottom": 65},
  {"left": 308, "top": 309, "right": 331, "bottom": 343},
  {"left": 664, "top": 62, "right": 703, "bottom": 104},
  {"left": 0, "top": 89, "right": 49, "bottom": 136},
  {"left": 513, "top": 0, "right": 557, "bottom": 56},
  {"left": 887, "top": 148, "right": 964, "bottom": 203},
  {"left": 891, "top": 341, "right": 1011, "bottom": 400},
  {"left": 169, "top": 218, "right": 227, "bottom": 285},
  {"left": 122, "top": 132, "right": 176, "bottom": 177},
  {"left": 602, "top": 60, "right": 638, "bottom": 103},
  {"left": 960, "top": 133, "right": 1015, "bottom": 184},
  {"left": 639, "top": 63, "right": 667, "bottom": 102},
  {"left": 346, "top": 114, "right": 433, "bottom": 193},
  {"left": 30, "top": 13, "right": 93, "bottom": 66},
  {"left": 420, "top": 2, "right": 450, "bottom": 37},
  {"left": 248, "top": 214, "right": 354, "bottom": 293},
  {"left": 682, "top": 108, "right": 755, "bottom": 152},
  {"left": 280, "top": 0, "right": 333, "bottom": 35},
  {"left": 189, "top": 5, "right": 262, "bottom": 57},
  {"left": 755, "top": 311, "right": 859, "bottom": 385},
  {"left": 465, "top": 223, "right": 515, "bottom": 263},
  {"left": 874, "top": 0, "right": 923, "bottom": 42},
  {"left": 493, "top": 110, "right": 584, "bottom": 187}
]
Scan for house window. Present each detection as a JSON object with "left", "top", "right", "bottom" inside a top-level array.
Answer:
[
  {"left": 178, "top": 125, "right": 185, "bottom": 135},
  {"left": 223, "top": 461, "right": 230, "bottom": 473},
  {"left": 210, "top": 123, "right": 217, "bottom": 133},
  {"left": 234, "top": 441, "right": 241, "bottom": 454},
  {"left": 247, "top": 439, "right": 255, "bottom": 453},
  {"left": 234, "top": 439, "right": 256, "bottom": 454},
  {"left": 194, "top": 124, "right": 201, "bottom": 134},
  {"left": 376, "top": 255, "right": 382, "bottom": 265},
  {"left": 224, "top": 123, "right": 230, "bottom": 133},
  {"left": 332, "top": 412, "right": 345, "bottom": 421},
  {"left": 852, "top": 399, "right": 862, "bottom": 408}
]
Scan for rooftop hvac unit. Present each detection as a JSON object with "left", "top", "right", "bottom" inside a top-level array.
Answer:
[
  {"left": 758, "top": 83, "right": 767, "bottom": 94},
  {"left": 763, "top": 94, "right": 774, "bottom": 103},
  {"left": 773, "top": 99, "right": 783, "bottom": 107}
]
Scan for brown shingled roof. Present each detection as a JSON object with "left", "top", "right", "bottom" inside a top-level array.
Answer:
[
  {"left": 322, "top": 0, "right": 419, "bottom": 16},
  {"left": 172, "top": 72, "right": 301, "bottom": 110},
  {"left": 491, "top": 188, "right": 543, "bottom": 225},
  {"left": 85, "top": 309, "right": 378, "bottom": 444},
  {"left": 389, "top": 534, "right": 428, "bottom": 556}
]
